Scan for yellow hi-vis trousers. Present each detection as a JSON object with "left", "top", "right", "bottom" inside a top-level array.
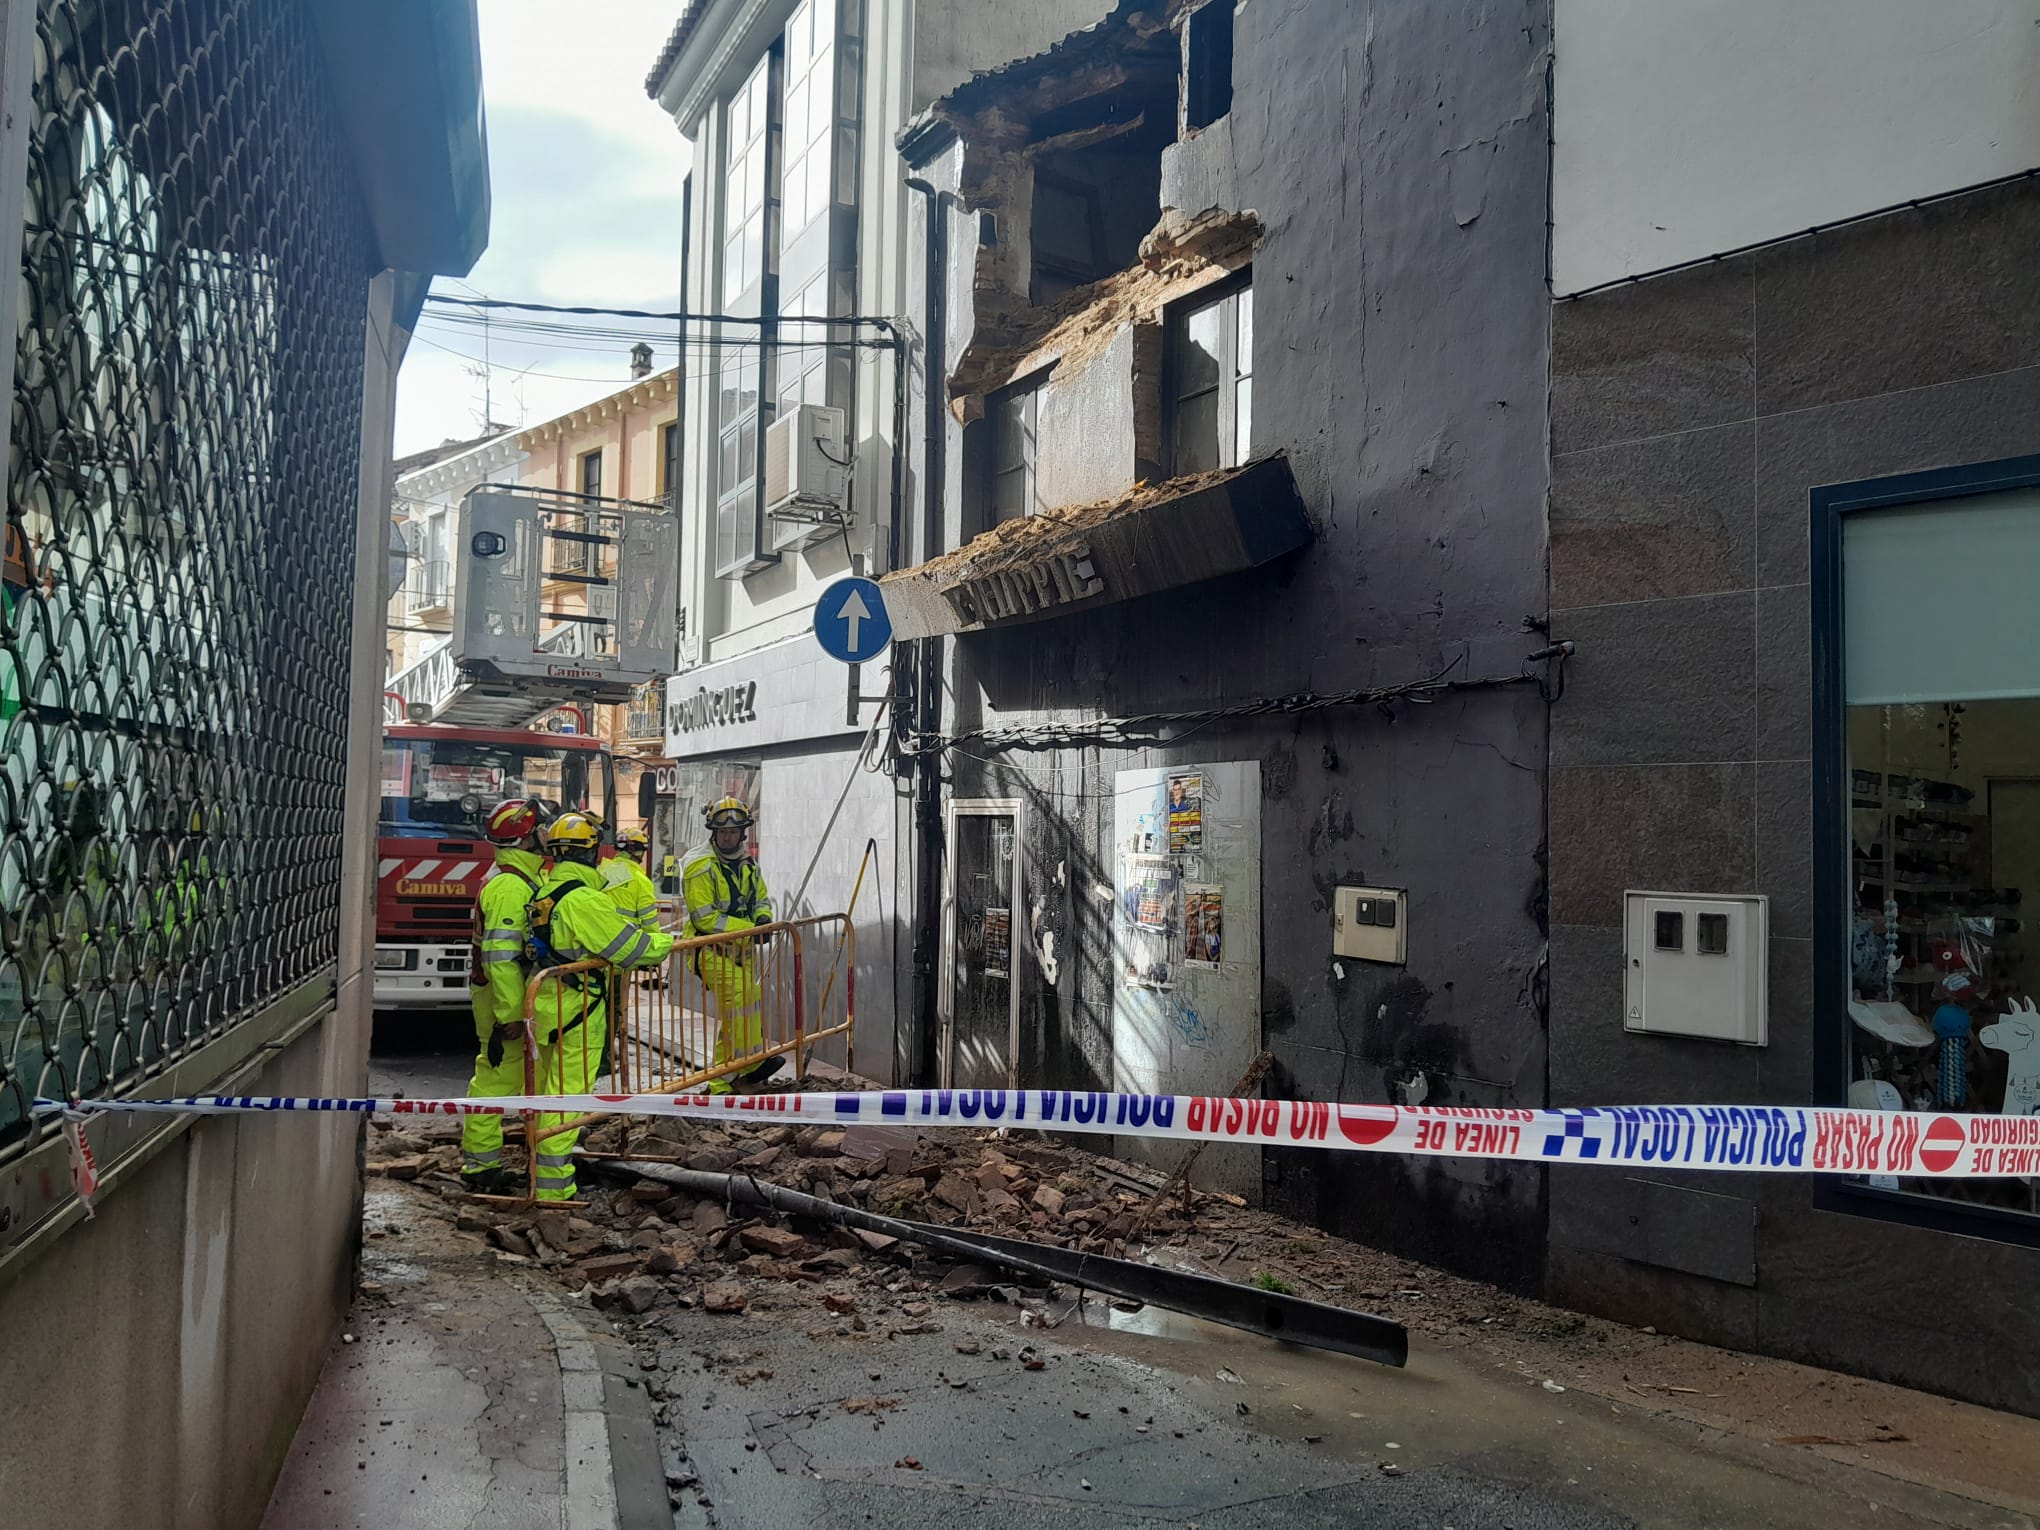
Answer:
[
  {"left": 460, "top": 1028, "right": 525, "bottom": 1173},
  {"left": 700, "top": 945, "right": 763, "bottom": 1092},
  {"left": 530, "top": 994, "right": 607, "bottom": 1201}
]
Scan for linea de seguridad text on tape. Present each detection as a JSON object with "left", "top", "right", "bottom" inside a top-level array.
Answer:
[{"left": 35, "top": 1088, "right": 2040, "bottom": 1178}]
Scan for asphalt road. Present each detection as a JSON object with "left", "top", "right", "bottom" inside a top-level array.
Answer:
[{"left": 643, "top": 1299, "right": 1635, "bottom": 1530}]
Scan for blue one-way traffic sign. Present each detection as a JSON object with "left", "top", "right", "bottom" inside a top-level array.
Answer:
[{"left": 814, "top": 575, "right": 892, "bottom": 664}]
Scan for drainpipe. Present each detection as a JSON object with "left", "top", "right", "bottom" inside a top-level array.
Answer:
[{"left": 904, "top": 174, "right": 947, "bottom": 1087}]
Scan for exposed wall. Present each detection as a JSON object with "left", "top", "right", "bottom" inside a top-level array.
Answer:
[
  {"left": 1547, "top": 178, "right": 2040, "bottom": 1411},
  {"left": 1552, "top": 0, "right": 2040, "bottom": 293},
  {"left": 931, "top": 0, "right": 1556, "bottom": 1287}
]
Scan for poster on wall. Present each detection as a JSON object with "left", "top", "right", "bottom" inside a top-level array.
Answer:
[
  {"left": 1184, "top": 884, "right": 1223, "bottom": 967},
  {"left": 1111, "top": 761, "right": 1261, "bottom": 1194},
  {"left": 1167, "top": 772, "right": 1204, "bottom": 853},
  {"left": 1129, "top": 858, "right": 1179, "bottom": 931},
  {"left": 983, "top": 907, "right": 1011, "bottom": 980}
]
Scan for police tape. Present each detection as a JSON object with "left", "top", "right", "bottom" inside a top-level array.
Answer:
[{"left": 33, "top": 1088, "right": 2040, "bottom": 1178}]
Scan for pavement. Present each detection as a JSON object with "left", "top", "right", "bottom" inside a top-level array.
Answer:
[{"left": 259, "top": 1181, "right": 669, "bottom": 1530}]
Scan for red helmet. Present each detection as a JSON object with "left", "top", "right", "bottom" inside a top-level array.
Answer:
[{"left": 484, "top": 798, "right": 544, "bottom": 846}]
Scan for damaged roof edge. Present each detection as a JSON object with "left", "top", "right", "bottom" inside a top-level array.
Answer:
[
  {"left": 879, "top": 454, "right": 1313, "bottom": 641},
  {"left": 897, "top": 111, "right": 957, "bottom": 167},
  {"left": 895, "top": 0, "right": 1162, "bottom": 158}
]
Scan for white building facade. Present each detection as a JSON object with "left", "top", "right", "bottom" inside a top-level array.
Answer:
[{"left": 644, "top": 0, "right": 1111, "bottom": 1082}]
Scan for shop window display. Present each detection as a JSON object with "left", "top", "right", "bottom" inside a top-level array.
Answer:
[{"left": 1841, "top": 482, "right": 2040, "bottom": 1218}]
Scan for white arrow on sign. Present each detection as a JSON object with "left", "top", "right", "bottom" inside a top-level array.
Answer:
[{"left": 838, "top": 587, "right": 872, "bottom": 652}]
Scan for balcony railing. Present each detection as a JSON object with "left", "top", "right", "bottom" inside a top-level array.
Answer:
[{"left": 624, "top": 681, "right": 665, "bottom": 741}]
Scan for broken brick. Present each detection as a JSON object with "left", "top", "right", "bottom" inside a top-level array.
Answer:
[
  {"left": 931, "top": 1174, "right": 979, "bottom": 1215},
  {"left": 693, "top": 1202, "right": 729, "bottom": 1236},
  {"left": 592, "top": 1276, "right": 663, "bottom": 1315},
  {"left": 851, "top": 1229, "right": 900, "bottom": 1255},
  {"left": 703, "top": 1280, "right": 748, "bottom": 1314},
  {"left": 647, "top": 1246, "right": 696, "bottom": 1276},
  {"left": 1032, "top": 1185, "right": 1066, "bottom": 1216},
  {"left": 734, "top": 1145, "right": 783, "bottom": 1172},
  {"left": 802, "top": 1248, "right": 861, "bottom": 1274},
  {"left": 823, "top": 1293, "right": 858, "bottom": 1316},
  {"left": 575, "top": 1252, "right": 643, "bottom": 1282},
  {"left": 488, "top": 1226, "right": 535, "bottom": 1258},
  {"left": 739, "top": 1225, "right": 808, "bottom": 1259}
]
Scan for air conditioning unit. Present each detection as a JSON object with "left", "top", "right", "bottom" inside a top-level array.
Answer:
[{"left": 764, "top": 403, "right": 850, "bottom": 552}]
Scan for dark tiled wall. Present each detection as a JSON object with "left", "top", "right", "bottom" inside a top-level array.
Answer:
[{"left": 1546, "top": 180, "right": 2040, "bottom": 1414}]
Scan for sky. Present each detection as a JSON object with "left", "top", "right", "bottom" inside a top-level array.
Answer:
[{"left": 392, "top": 1, "right": 694, "bottom": 459}]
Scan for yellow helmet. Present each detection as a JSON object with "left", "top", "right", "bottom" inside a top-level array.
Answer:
[
  {"left": 617, "top": 828, "right": 649, "bottom": 854},
  {"left": 542, "top": 811, "right": 604, "bottom": 851},
  {"left": 703, "top": 796, "right": 753, "bottom": 831}
]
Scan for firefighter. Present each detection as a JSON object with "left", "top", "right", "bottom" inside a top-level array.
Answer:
[
  {"left": 526, "top": 810, "right": 674, "bottom": 1199},
  {"left": 681, "top": 797, "right": 781, "bottom": 1094},
  {"left": 602, "top": 828, "right": 661, "bottom": 935},
  {"left": 461, "top": 797, "right": 548, "bottom": 1193}
]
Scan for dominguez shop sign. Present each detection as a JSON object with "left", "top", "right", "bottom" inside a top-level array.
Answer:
[{"left": 667, "top": 680, "right": 758, "bottom": 737}]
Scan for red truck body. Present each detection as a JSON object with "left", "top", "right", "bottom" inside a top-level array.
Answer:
[{"left": 374, "top": 723, "right": 615, "bottom": 1012}]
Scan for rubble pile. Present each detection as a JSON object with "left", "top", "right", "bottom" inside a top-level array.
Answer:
[
  {"left": 363, "top": 1101, "right": 1547, "bottom": 1354},
  {"left": 365, "top": 1107, "right": 1246, "bottom": 1320}
]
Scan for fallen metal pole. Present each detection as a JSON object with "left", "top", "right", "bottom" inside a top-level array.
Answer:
[{"left": 595, "top": 1159, "right": 1409, "bottom": 1369}]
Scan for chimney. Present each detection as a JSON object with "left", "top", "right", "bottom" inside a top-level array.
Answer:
[{"left": 629, "top": 342, "right": 654, "bottom": 379}]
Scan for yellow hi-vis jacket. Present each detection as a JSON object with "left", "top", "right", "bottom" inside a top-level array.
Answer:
[
  {"left": 600, "top": 854, "right": 661, "bottom": 935},
  {"left": 681, "top": 850, "right": 773, "bottom": 940},
  {"left": 529, "top": 860, "right": 676, "bottom": 1041},
  {"left": 471, "top": 846, "right": 544, "bottom": 1033}
]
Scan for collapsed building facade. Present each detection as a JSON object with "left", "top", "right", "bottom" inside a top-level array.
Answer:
[{"left": 887, "top": 0, "right": 1557, "bottom": 1285}]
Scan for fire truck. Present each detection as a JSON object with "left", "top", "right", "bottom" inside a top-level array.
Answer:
[
  {"left": 374, "top": 723, "right": 615, "bottom": 1010},
  {"left": 374, "top": 481, "right": 677, "bottom": 1009}
]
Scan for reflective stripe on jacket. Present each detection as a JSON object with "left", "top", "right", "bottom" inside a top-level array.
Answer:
[
  {"left": 471, "top": 848, "right": 542, "bottom": 1033},
  {"left": 680, "top": 852, "right": 773, "bottom": 938},
  {"left": 600, "top": 856, "right": 661, "bottom": 936}
]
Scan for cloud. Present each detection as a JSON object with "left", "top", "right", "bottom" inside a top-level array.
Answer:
[{"left": 394, "top": 2, "right": 694, "bottom": 456}]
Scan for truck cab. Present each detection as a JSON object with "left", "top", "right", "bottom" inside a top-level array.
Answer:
[{"left": 375, "top": 724, "right": 614, "bottom": 1011}]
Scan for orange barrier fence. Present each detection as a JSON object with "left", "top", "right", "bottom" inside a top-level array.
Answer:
[{"left": 491, "top": 914, "right": 857, "bottom": 1203}]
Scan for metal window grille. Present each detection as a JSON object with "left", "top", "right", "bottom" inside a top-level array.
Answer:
[{"left": 0, "top": 0, "right": 374, "bottom": 1157}]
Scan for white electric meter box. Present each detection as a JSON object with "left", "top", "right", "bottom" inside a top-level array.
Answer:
[
  {"left": 452, "top": 487, "right": 679, "bottom": 703},
  {"left": 765, "top": 403, "right": 850, "bottom": 552},
  {"left": 1332, "top": 886, "right": 1407, "bottom": 964},
  {"left": 1623, "top": 891, "right": 1768, "bottom": 1045}
]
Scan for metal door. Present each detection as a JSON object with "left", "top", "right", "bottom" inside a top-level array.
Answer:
[{"left": 940, "top": 800, "right": 1023, "bottom": 1089}]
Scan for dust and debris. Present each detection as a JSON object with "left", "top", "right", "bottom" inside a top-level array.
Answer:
[
  {"left": 882, "top": 460, "right": 1259, "bottom": 595},
  {"left": 949, "top": 207, "right": 1262, "bottom": 411}
]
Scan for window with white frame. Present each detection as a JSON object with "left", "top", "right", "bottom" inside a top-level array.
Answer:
[
  {"left": 990, "top": 380, "right": 1042, "bottom": 523},
  {"left": 780, "top": 0, "right": 836, "bottom": 242},
  {"left": 1168, "top": 276, "right": 1253, "bottom": 475},
  {"left": 722, "top": 55, "right": 774, "bottom": 303},
  {"left": 715, "top": 345, "right": 766, "bottom": 575}
]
